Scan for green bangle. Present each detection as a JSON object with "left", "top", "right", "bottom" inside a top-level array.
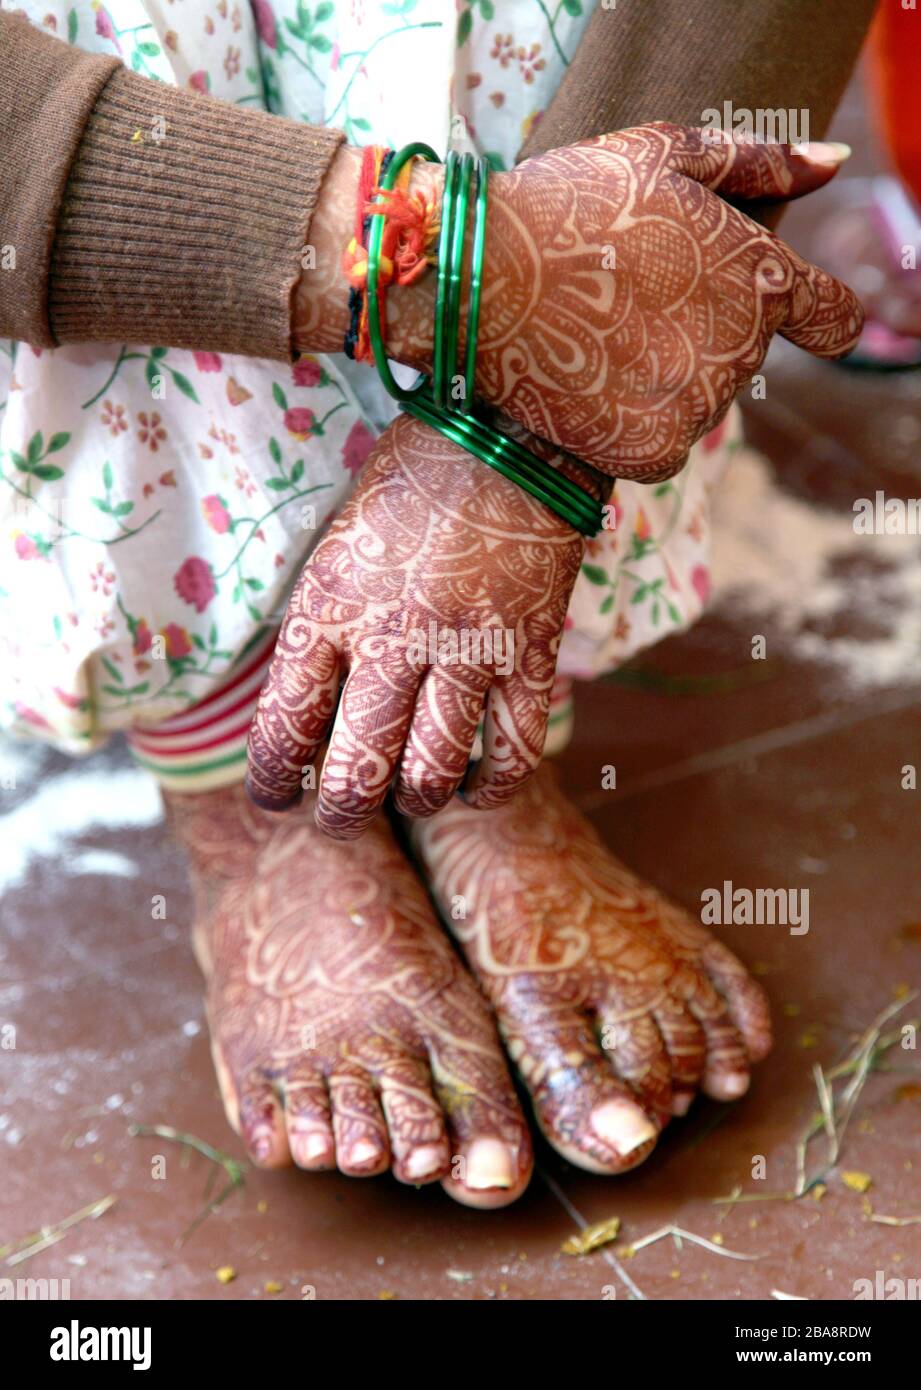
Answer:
[
  {"left": 444, "top": 153, "right": 474, "bottom": 409},
  {"left": 366, "top": 141, "right": 439, "bottom": 403},
  {"left": 432, "top": 150, "right": 459, "bottom": 409},
  {"left": 366, "top": 142, "right": 603, "bottom": 537},
  {"left": 403, "top": 385, "right": 603, "bottom": 536},
  {"left": 425, "top": 400, "right": 601, "bottom": 530},
  {"left": 461, "top": 156, "right": 489, "bottom": 414}
]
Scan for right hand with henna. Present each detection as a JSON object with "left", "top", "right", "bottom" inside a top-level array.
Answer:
[
  {"left": 468, "top": 124, "right": 864, "bottom": 480},
  {"left": 245, "top": 410, "right": 587, "bottom": 835},
  {"left": 299, "top": 125, "right": 863, "bottom": 483}
]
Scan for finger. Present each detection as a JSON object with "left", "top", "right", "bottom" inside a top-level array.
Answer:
[
  {"left": 661, "top": 122, "right": 852, "bottom": 202},
  {"left": 315, "top": 653, "right": 422, "bottom": 839},
  {"left": 392, "top": 664, "right": 492, "bottom": 819},
  {"left": 464, "top": 677, "right": 548, "bottom": 810},
  {"left": 777, "top": 239, "right": 865, "bottom": 358},
  {"left": 246, "top": 624, "right": 340, "bottom": 811}
]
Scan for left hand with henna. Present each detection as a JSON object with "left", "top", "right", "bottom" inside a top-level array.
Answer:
[{"left": 245, "top": 412, "right": 591, "bottom": 836}]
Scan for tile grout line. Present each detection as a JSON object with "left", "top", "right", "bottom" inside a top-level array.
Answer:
[
  {"left": 537, "top": 1164, "right": 648, "bottom": 1301},
  {"left": 575, "top": 684, "right": 921, "bottom": 810}
]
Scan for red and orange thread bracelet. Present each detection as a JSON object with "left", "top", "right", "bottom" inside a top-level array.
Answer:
[{"left": 341, "top": 144, "right": 439, "bottom": 363}]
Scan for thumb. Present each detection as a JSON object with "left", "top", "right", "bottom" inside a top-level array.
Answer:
[{"left": 661, "top": 123, "right": 851, "bottom": 203}]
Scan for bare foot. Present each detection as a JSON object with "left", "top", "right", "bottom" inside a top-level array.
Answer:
[
  {"left": 409, "top": 765, "right": 772, "bottom": 1175},
  {"left": 165, "top": 786, "right": 533, "bottom": 1208}
]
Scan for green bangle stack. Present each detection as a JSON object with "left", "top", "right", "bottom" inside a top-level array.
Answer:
[{"left": 365, "top": 143, "right": 603, "bottom": 537}]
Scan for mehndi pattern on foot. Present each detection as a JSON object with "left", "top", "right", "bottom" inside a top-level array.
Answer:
[{"left": 410, "top": 763, "right": 772, "bottom": 1175}]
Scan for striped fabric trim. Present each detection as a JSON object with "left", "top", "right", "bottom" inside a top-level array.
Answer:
[{"left": 125, "top": 630, "right": 277, "bottom": 793}]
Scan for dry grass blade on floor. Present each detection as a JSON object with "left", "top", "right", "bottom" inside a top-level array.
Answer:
[
  {"left": 129, "top": 1123, "right": 246, "bottom": 1247},
  {"left": 620, "top": 1224, "right": 762, "bottom": 1262},
  {"left": 715, "top": 994, "right": 920, "bottom": 1208},
  {"left": 1, "top": 1194, "right": 117, "bottom": 1267}
]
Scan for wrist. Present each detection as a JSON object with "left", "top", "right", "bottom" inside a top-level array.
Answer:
[
  {"left": 292, "top": 142, "right": 362, "bottom": 354},
  {"left": 491, "top": 408, "right": 613, "bottom": 505},
  {"left": 292, "top": 143, "right": 446, "bottom": 364}
]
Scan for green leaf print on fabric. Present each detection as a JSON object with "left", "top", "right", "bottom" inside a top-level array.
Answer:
[
  {"left": 10, "top": 431, "right": 67, "bottom": 482},
  {"left": 0, "top": 439, "right": 163, "bottom": 550},
  {"left": 458, "top": 0, "right": 499, "bottom": 47},
  {"left": 533, "top": 0, "right": 577, "bottom": 65},
  {"left": 84, "top": 347, "right": 200, "bottom": 410}
]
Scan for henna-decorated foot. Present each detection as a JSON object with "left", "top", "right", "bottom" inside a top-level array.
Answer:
[
  {"left": 409, "top": 765, "right": 772, "bottom": 1176},
  {"left": 165, "top": 785, "right": 533, "bottom": 1208}
]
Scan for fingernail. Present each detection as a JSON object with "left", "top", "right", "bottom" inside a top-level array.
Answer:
[
  {"left": 795, "top": 141, "right": 852, "bottom": 167},
  {"left": 465, "top": 1137, "right": 515, "bottom": 1190},
  {"left": 251, "top": 1134, "right": 273, "bottom": 1162},
  {"left": 590, "top": 1099, "right": 657, "bottom": 1156},
  {"left": 671, "top": 1092, "right": 694, "bottom": 1117},
  {"left": 405, "top": 1144, "right": 448, "bottom": 1180}
]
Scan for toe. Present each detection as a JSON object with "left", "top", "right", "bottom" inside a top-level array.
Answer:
[
  {"left": 236, "top": 1066, "right": 291, "bottom": 1168},
  {"left": 282, "top": 1063, "right": 336, "bottom": 1170},
  {"left": 682, "top": 974, "right": 753, "bottom": 1101},
  {"left": 423, "top": 985, "right": 533, "bottom": 1209},
  {"left": 378, "top": 1056, "right": 451, "bottom": 1185},
  {"left": 505, "top": 1007, "right": 660, "bottom": 1174},
  {"left": 700, "top": 939, "right": 774, "bottom": 1063},
  {"left": 328, "top": 1065, "right": 391, "bottom": 1175},
  {"left": 654, "top": 995, "right": 707, "bottom": 1115},
  {"left": 597, "top": 1002, "right": 673, "bottom": 1126}
]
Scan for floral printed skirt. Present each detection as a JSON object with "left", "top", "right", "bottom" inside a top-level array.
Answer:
[{"left": 0, "top": 0, "right": 734, "bottom": 760}]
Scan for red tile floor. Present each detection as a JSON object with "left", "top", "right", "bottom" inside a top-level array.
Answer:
[{"left": 2, "top": 73, "right": 920, "bottom": 1301}]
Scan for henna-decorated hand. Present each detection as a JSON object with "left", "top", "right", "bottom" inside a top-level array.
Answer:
[
  {"left": 470, "top": 126, "right": 864, "bottom": 480},
  {"left": 246, "top": 411, "right": 588, "bottom": 835},
  {"left": 297, "top": 128, "right": 863, "bottom": 482}
]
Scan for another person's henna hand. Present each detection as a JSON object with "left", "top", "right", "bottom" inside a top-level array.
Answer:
[
  {"left": 297, "top": 127, "right": 862, "bottom": 481},
  {"left": 246, "top": 412, "right": 588, "bottom": 836}
]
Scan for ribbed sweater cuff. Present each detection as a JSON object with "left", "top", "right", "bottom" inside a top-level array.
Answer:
[{"left": 49, "top": 68, "right": 345, "bottom": 361}]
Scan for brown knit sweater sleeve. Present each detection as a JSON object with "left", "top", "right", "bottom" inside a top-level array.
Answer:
[
  {"left": 0, "top": 10, "right": 344, "bottom": 359},
  {"left": 520, "top": 0, "right": 877, "bottom": 159}
]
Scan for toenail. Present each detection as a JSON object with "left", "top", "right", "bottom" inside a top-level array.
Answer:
[
  {"left": 251, "top": 1134, "right": 273, "bottom": 1162},
  {"left": 405, "top": 1144, "right": 447, "bottom": 1180},
  {"left": 590, "top": 1099, "right": 657, "bottom": 1156},
  {"left": 297, "top": 1133, "right": 332, "bottom": 1163},
  {"left": 464, "top": 1138, "right": 515, "bottom": 1190},
  {"left": 720, "top": 1072, "right": 751, "bottom": 1098},
  {"left": 671, "top": 1092, "right": 693, "bottom": 1117},
  {"left": 348, "top": 1139, "right": 384, "bottom": 1166}
]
